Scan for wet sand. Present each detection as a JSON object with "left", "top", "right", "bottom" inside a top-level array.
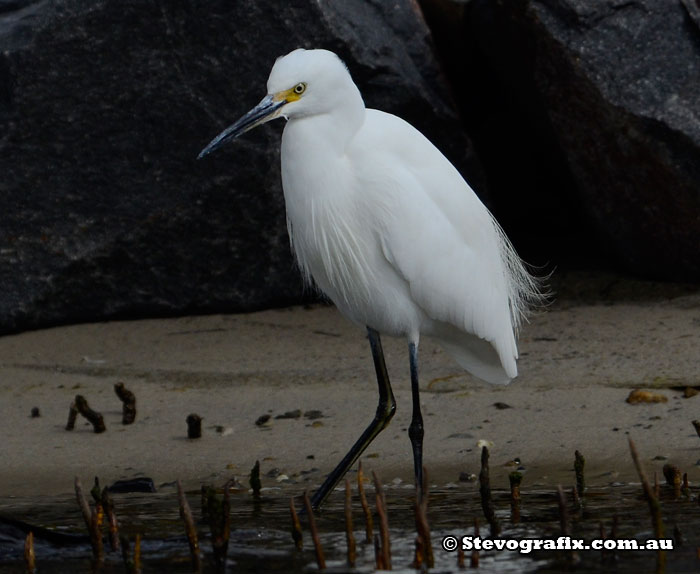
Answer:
[{"left": 1, "top": 273, "right": 698, "bottom": 498}]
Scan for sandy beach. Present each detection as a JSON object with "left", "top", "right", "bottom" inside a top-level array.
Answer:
[{"left": 1, "top": 273, "right": 698, "bottom": 499}]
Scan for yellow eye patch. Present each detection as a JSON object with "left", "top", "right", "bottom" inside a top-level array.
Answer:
[{"left": 273, "top": 82, "right": 307, "bottom": 103}]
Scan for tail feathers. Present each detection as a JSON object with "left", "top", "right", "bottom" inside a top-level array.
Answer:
[{"left": 436, "top": 330, "right": 516, "bottom": 386}]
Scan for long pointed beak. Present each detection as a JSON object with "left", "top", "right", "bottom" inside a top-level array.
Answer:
[{"left": 197, "top": 94, "right": 285, "bottom": 159}]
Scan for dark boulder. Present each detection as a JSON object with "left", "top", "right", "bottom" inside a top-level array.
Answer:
[
  {"left": 526, "top": 0, "right": 700, "bottom": 281},
  {"left": 0, "top": 0, "right": 483, "bottom": 334},
  {"left": 424, "top": 0, "right": 700, "bottom": 280}
]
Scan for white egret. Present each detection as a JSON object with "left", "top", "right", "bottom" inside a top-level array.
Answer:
[{"left": 198, "top": 48, "right": 542, "bottom": 509}]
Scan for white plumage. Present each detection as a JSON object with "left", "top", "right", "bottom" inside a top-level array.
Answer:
[{"left": 271, "top": 49, "right": 539, "bottom": 384}]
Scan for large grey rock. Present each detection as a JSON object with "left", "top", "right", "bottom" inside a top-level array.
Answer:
[
  {"left": 527, "top": 0, "right": 700, "bottom": 281},
  {"left": 0, "top": 0, "right": 484, "bottom": 334},
  {"left": 428, "top": 0, "right": 700, "bottom": 280}
]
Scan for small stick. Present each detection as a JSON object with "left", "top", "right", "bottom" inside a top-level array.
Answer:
[
  {"left": 344, "top": 479, "right": 356, "bottom": 567},
  {"left": 303, "top": 491, "right": 326, "bottom": 570},
  {"left": 629, "top": 438, "right": 666, "bottom": 572},
  {"left": 662, "top": 464, "right": 681, "bottom": 498},
  {"left": 414, "top": 466, "right": 433, "bottom": 568},
  {"left": 357, "top": 461, "right": 373, "bottom": 543},
  {"left": 479, "top": 446, "right": 501, "bottom": 537},
  {"left": 66, "top": 401, "right": 78, "bottom": 430},
  {"left": 120, "top": 535, "right": 130, "bottom": 572},
  {"left": 558, "top": 485, "right": 579, "bottom": 565},
  {"left": 90, "top": 478, "right": 105, "bottom": 547},
  {"left": 682, "top": 473, "right": 690, "bottom": 498},
  {"left": 249, "top": 460, "right": 262, "bottom": 500},
  {"left": 574, "top": 450, "right": 585, "bottom": 499},
  {"left": 413, "top": 534, "right": 424, "bottom": 569},
  {"left": 203, "top": 485, "right": 230, "bottom": 567},
  {"left": 74, "top": 395, "right": 106, "bottom": 433},
  {"left": 120, "top": 536, "right": 132, "bottom": 574},
  {"left": 24, "top": 531, "right": 35, "bottom": 574},
  {"left": 611, "top": 514, "right": 619, "bottom": 540},
  {"left": 603, "top": 517, "right": 618, "bottom": 562},
  {"left": 457, "top": 538, "right": 465, "bottom": 569},
  {"left": 509, "top": 471, "right": 522, "bottom": 523},
  {"left": 374, "top": 533, "right": 385, "bottom": 570},
  {"left": 186, "top": 414, "right": 202, "bottom": 439},
  {"left": 289, "top": 497, "right": 303, "bottom": 551},
  {"left": 572, "top": 485, "right": 581, "bottom": 511},
  {"left": 673, "top": 523, "right": 683, "bottom": 547},
  {"left": 470, "top": 517, "right": 479, "bottom": 568},
  {"left": 372, "top": 471, "right": 391, "bottom": 570},
  {"left": 101, "top": 487, "right": 120, "bottom": 552},
  {"left": 114, "top": 382, "right": 136, "bottom": 424},
  {"left": 90, "top": 500, "right": 104, "bottom": 562},
  {"left": 177, "top": 480, "right": 201, "bottom": 571},
  {"left": 133, "top": 533, "right": 141, "bottom": 574},
  {"left": 75, "top": 477, "right": 103, "bottom": 561},
  {"left": 220, "top": 480, "right": 233, "bottom": 562},
  {"left": 120, "top": 535, "right": 142, "bottom": 574},
  {"left": 509, "top": 471, "right": 522, "bottom": 502}
]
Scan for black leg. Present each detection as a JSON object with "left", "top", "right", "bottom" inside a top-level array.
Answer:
[
  {"left": 408, "top": 341, "right": 424, "bottom": 498},
  {"left": 310, "top": 327, "right": 396, "bottom": 510}
]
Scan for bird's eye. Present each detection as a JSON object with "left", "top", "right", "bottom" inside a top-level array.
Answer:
[{"left": 293, "top": 82, "right": 306, "bottom": 95}]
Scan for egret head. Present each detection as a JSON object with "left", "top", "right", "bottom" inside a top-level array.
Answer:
[{"left": 198, "top": 48, "right": 356, "bottom": 159}]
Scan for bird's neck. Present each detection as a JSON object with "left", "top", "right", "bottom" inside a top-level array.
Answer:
[{"left": 284, "top": 99, "right": 365, "bottom": 157}]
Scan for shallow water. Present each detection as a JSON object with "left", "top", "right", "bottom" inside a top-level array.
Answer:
[{"left": 1, "top": 483, "right": 699, "bottom": 573}]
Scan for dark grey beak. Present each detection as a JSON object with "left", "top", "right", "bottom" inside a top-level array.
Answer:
[{"left": 197, "top": 94, "right": 285, "bottom": 159}]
